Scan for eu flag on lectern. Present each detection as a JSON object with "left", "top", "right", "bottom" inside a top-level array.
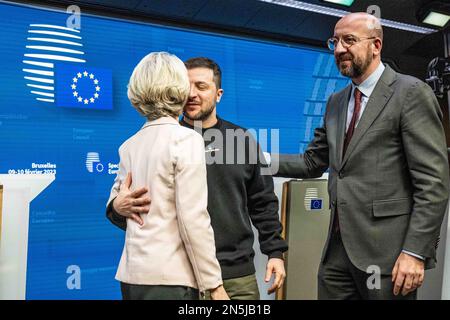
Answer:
[{"left": 55, "top": 64, "right": 113, "bottom": 110}]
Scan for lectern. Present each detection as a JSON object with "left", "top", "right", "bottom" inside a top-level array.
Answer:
[
  {"left": 277, "top": 178, "right": 330, "bottom": 300},
  {"left": 0, "top": 174, "right": 55, "bottom": 300}
]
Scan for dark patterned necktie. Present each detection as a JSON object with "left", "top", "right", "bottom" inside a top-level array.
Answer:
[{"left": 343, "top": 88, "right": 362, "bottom": 156}]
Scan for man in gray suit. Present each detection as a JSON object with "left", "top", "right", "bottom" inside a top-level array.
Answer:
[{"left": 273, "top": 12, "right": 449, "bottom": 299}]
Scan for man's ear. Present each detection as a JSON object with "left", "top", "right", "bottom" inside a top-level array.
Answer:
[
  {"left": 216, "top": 88, "right": 224, "bottom": 103},
  {"left": 372, "top": 38, "right": 382, "bottom": 57}
]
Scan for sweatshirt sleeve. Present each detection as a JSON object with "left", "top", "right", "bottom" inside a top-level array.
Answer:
[
  {"left": 106, "top": 197, "right": 126, "bottom": 231},
  {"left": 247, "top": 139, "right": 288, "bottom": 258},
  {"left": 106, "top": 144, "right": 128, "bottom": 231}
]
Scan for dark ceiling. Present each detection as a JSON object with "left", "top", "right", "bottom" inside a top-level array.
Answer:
[{"left": 13, "top": 0, "right": 450, "bottom": 79}]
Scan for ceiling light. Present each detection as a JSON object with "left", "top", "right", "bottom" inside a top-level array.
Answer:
[
  {"left": 258, "top": 0, "right": 436, "bottom": 34},
  {"left": 422, "top": 11, "right": 450, "bottom": 27},
  {"left": 321, "top": 0, "right": 354, "bottom": 7}
]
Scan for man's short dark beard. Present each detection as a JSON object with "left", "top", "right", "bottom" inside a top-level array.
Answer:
[
  {"left": 338, "top": 47, "right": 372, "bottom": 79},
  {"left": 184, "top": 104, "right": 216, "bottom": 121}
]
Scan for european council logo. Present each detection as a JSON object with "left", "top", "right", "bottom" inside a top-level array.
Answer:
[
  {"left": 23, "top": 23, "right": 113, "bottom": 109},
  {"left": 304, "top": 187, "right": 321, "bottom": 211},
  {"left": 86, "top": 152, "right": 104, "bottom": 173},
  {"left": 23, "top": 23, "right": 86, "bottom": 103},
  {"left": 55, "top": 64, "right": 112, "bottom": 110}
]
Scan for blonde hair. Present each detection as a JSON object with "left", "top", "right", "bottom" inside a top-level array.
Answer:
[{"left": 127, "top": 52, "right": 190, "bottom": 120}]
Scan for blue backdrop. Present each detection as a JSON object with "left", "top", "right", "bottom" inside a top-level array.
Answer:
[{"left": 0, "top": 1, "right": 349, "bottom": 299}]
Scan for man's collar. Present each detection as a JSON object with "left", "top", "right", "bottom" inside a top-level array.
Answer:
[
  {"left": 352, "top": 62, "right": 385, "bottom": 98},
  {"left": 180, "top": 116, "right": 222, "bottom": 130}
]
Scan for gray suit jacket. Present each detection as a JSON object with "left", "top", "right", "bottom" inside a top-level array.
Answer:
[{"left": 274, "top": 65, "right": 449, "bottom": 274}]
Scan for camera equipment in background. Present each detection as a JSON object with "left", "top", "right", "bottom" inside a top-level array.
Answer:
[{"left": 426, "top": 57, "right": 450, "bottom": 98}]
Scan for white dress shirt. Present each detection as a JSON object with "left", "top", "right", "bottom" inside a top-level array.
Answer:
[{"left": 346, "top": 62, "right": 385, "bottom": 131}]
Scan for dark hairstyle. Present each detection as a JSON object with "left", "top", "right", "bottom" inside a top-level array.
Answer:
[{"left": 184, "top": 57, "right": 222, "bottom": 89}]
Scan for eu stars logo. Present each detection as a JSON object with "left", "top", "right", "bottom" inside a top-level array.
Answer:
[
  {"left": 55, "top": 64, "right": 112, "bottom": 110},
  {"left": 310, "top": 199, "right": 323, "bottom": 210},
  {"left": 71, "top": 70, "right": 101, "bottom": 105}
]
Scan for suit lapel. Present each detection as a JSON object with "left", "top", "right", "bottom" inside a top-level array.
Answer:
[
  {"left": 336, "top": 85, "right": 352, "bottom": 165},
  {"left": 339, "top": 65, "right": 397, "bottom": 170}
]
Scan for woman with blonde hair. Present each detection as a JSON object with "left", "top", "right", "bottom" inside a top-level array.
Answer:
[{"left": 107, "top": 52, "right": 228, "bottom": 300}]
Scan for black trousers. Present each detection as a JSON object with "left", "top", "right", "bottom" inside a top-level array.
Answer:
[
  {"left": 318, "top": 231, "right": 417, "bottom": 300},
  {"left": 121, "top": 282, "right": 199, "bottom": 300}
]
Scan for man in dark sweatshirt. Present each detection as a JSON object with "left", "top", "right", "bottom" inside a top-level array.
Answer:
[{"left": 107, "top": 57, "right": 288, "bottom": 299}]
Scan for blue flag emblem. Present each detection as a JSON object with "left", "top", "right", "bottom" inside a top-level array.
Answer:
[
  {"left": 310, "top": 199, "right": 323, "bottom": 210},
  {"left": 55, "top": 64, "right": 112, "bottom": 110}
]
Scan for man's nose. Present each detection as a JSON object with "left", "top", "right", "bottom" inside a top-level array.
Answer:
[
  {"left": 334, "top": 39, "right": 347, "bottom": 55},
  {"left": 189, "top": 86, "right": 197, "bottom": 98}
]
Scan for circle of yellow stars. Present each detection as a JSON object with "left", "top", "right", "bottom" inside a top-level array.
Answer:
[{"left": 71, "top": 70, "right": 101, "bottom": 105}]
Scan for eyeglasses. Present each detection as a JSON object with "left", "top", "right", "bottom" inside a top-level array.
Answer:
[{"left": 327, "top": 35, "right": 376, "bottom": 51}]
